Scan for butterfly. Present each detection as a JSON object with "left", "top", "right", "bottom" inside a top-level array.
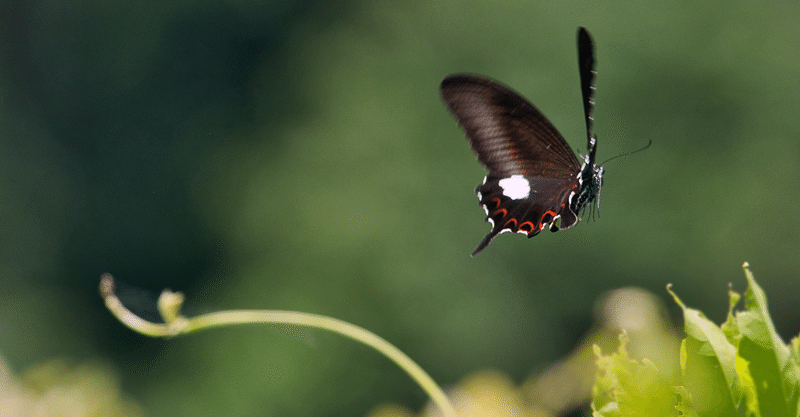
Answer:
[{"left": 440, "top": 27, "right": 603, "bottom": 256}]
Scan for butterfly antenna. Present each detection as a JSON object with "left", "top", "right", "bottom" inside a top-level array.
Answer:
[{"left": 599, "top": 139, "right": 652, "bottom": 166}]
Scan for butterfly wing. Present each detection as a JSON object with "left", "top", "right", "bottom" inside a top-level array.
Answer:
[
  {"left": 440, "top": 75, "right": 582, "bottom": 256},
  {"left": 578, "top": 26, "right": 596, "bottom": 142},
  {"left": 572, "top": 27, "right": 603, "bottom": 216},
  {"left": 440, "top": 76, "right": 580, "bottom": 178}
]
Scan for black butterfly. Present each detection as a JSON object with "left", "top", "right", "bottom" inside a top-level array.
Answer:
[{"left": 441, "top": 27, "right": 603, "bottom": 256}]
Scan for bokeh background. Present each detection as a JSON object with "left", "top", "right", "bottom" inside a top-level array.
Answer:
[{"left": 1, "top": 0, "right": 799, "bottom": 415}]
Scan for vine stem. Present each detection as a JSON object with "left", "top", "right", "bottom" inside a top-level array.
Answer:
[{"left": 99, "top": 274, "right": 457, "bottom": 417}]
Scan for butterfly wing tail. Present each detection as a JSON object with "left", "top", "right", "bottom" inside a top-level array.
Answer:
[{"left": 470, "top": 231, "right": 497, "bottom": 257}]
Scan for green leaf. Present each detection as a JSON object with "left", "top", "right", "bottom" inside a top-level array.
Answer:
[
  {"left": 721, "top": 286, "right": 742, "bottom": 346},
  {"left": 592, "top": 332, "right": 678, "bottom": 417},
  {"left": 736, "top": 264, "right": 800, "bottom": 417},
  {"left": 592, "top": 265, "right": 800, "bottom": 417},
  {"left": 673, "top": 386, "right": 700, "bottom": 417},
  {"left": 668, "top": 286, "right": 746, "bottom": 417}
]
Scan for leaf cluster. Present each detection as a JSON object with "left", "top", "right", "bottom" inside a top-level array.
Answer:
[{"left": 592, "top": 264, "right": 800, "bottom": 417}]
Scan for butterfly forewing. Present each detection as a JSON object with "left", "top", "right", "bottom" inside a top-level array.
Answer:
[
  {"left": 440, "top": 76, "right": 580, "bottom": 179},
  {"left": 578, "top": 27, "right": 596, "bottom": 139}
]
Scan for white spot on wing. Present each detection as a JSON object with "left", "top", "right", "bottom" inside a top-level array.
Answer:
[
  {"left": 477, "top": 190, "right": 489, "bottom": 215},
  {"left": 498, "top": 175, "right": 530, "bottom": 200}
]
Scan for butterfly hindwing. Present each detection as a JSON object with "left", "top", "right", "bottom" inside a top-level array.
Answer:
[{"left": 471, "top": 174, "right": 579, "bottom": 256}]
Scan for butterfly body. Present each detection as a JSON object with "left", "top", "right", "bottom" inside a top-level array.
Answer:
[{"left": 441, "top": 27, "right": 603, "bottom": 256}]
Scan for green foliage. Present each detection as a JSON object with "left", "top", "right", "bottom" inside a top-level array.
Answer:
[
  {"left": 592, "top": 333, "right": 678, "bottom": 417},
  {"left": 1, "top": 359, "right": 144, "bottom": 417},
  {"left": 593, "top": 264, "right": 800, "bottom": 417}
]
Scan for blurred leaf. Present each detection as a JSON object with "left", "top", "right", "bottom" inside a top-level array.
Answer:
[
  {"left": 367, "top": 368, "right": 553, "bottom": 417},
  {"left": 0, "top": 357, "right": 144, "bottom": 417},
  {"left": 672, "top": 386, "right": 700, "bottom": 417},
  {"left": 592, "top": 332, "right": 677, "bottom": 417}
]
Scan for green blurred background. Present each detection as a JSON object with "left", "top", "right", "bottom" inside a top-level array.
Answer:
[{"left": 1, "top": 0, "right": 799, "bottom": 415}]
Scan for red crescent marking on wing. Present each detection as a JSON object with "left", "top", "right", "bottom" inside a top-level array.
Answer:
[
  {"left": 539, "top": 210, "right": 559, "bottom": 229},
  {"left": 493, "top": 208, "right": 507, "bottom": 218},
  {"left": 503, "top": 218, "right": 518, "bottom": 229},
  {"left": 519, "top": 221, "right": 535, "bottom": 234},
  {"left": 492, "top": 197, "right": 502, "bottom": 209}
]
